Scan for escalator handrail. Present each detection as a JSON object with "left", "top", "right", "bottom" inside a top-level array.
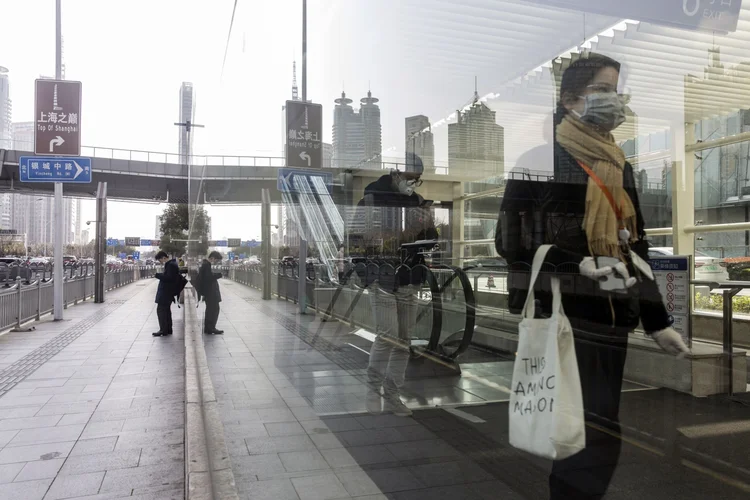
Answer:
[{"left": 427, "top": 264, "right": 477, "bottom": 360}]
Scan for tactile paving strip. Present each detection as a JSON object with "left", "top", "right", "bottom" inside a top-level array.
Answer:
[{"left": 0, "top": 302, "right": 124, "bottom": 398}]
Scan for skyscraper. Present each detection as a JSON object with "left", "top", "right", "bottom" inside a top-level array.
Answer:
[
  {"left": 178, "top": 82, "right": 195, "bottom": 165},
  {"left": 405, "top": 115, "right": 434, "bottom": 171},
  {"left": 448, "top": 91, "right": 504, "bottom": 177},
  {"left": 0, "top": 67, "right": 11, "bottom": 150},
  {"left": 12, "top": 121, "right": 33, "bottom": 151},
  {"left": 332, "top": 90, "right": 382, "bottom": 169},
  {"left": 0, "top": 68, "right": 12, "bottom": 230}
]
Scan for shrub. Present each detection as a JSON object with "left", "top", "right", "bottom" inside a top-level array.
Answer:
[
  {"left": 724, "top": 257, "right": 750, "bottom": 281},
  {"left": 695, "top": 292, "right": 750, "bottom": 314}
]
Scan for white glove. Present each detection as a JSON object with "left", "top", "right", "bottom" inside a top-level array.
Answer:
[
  {"left": 579, "top": 257, "right": 637, "bottom": 288},
  {"left": 651, "top": 327, "right": 690, "bottom": 358}
]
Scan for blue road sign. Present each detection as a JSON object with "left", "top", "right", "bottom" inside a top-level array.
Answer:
[
  {"left": 248, "top": 239, "right": 260, "bottom": 248},
  {"left": 228, "top": 252, "right": 235, "bottom": 261},
  {"left": 106, "top": 238, "right": 118, "bottom": 247},
  {"left": 19, "top": 156, "right": 92, "bottom": 183},
  {"left": 140, "top": 239, "right": 152, "bottom": 247},
  {"left": 132, "top": 251, "right": 140, "bottom": 261},
  {"left": 277, "top": 168, "right": 332, "bottom": 193}
]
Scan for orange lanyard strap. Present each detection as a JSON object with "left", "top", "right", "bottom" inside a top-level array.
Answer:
[{"left": 575, "top": 160, "right": 623, "bottom": 225}]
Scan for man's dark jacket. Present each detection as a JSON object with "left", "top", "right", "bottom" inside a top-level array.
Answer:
[
  {"left": 155, "top": 258, "right": 180, "bottom": 304},
  {"left": 197, "top": 259, "right": 222, "bottom": 303}
]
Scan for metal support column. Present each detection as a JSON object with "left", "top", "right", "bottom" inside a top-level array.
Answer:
[
  {"left": 671, "top": 79, "right": 695, "bottom": 260},
  {"left": 261, "top": 189, "right": 272, "bottom": 300},
  {"left": 452, "top": 182, "right": 465, "bottom": 267},
  {"left": 94, "top": 182, "right": 107, "bottom": 303},
  {"left": 52, "top": 0, "right": 64, "bottom": 320},
  {"left": 298, "top": 0, "right": 308, "bottom": 314}
]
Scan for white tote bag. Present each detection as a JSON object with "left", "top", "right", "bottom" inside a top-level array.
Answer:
[{"left": 508, "top": 245, "right": 585, "bottom": 460}]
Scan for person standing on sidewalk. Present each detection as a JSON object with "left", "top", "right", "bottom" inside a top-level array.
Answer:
[
  {"left": 153, "top": 251, "right": 179, "bottom": 337},
  {"left": 197, "top": 251, "right": 224, "bottom": 335}
]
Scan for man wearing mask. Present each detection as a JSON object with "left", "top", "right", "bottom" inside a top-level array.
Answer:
[
  {"left": 153, "top": 251, "right": 179, "bottom": 337},
  {"left": 197, "top": 251, "right": 224, "bottom": 335},
  {"left": 354, "top": 153, "right": 438, "bottom": 417}
]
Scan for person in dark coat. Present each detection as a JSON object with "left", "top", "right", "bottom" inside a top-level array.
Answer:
[
  {"left": 497, "top": 53, "right": 689, "bottom": 499},
  {"left": 153, "top": 251, "right": 179, "bottom": 337},
  {"left": 198, "top": 251, "right": 224, "bottom": 335},
  {"left": 353, "top": 153, "right": 438, "bottom": 418}
]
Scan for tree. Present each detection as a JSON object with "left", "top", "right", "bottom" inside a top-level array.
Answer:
[{"left": 159, "top": 203, "right": 209, "bottom": 257}]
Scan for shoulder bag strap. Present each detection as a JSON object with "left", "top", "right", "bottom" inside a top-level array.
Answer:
[{"left": 521, "top": 244, "right": 553, "bottom": 319}]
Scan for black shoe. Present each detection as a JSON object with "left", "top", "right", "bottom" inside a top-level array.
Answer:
[
  {"left": 213, "top": 329, "right": 224, "bottom": 335},
  {"left": 165, "top": 331, "right": 173, "bottom": 335},
  {"left": 152, "top": 331, "right": 166, "bottom": 337}
]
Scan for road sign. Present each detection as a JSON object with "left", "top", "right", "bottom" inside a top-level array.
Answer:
[
  {"left": 285, "top": 101, "right": 323, "bottom": 169},
  {"left": 133, "top": 251, "right": 140, "bottom": 261},
  {"left": 106, "top": 238, "right": 118, "bottom": 247},
  {"left": 124, "top": 237, "right": 140, "bottom": 247},
  {"left": 277, "top": 168, "right": 333, "bottom": 193},
  {"left": 35, "top": 79, "right": 82, "bottom": 156},
  {"left": 248, "top": 239, "right": 260, "bottom": 248},
  {"left": 228, "top": 252, "right": 235, "bottom": 262},
  {"left": 227, "top": 238, "right": 241, "bottom": 248},
  {"left": 19, "top": 156, "right": 91, "bottom": 183}
]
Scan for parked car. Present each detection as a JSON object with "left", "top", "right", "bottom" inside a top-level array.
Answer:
[
  {"left": 647, "top": 247, "right": 729, "bottom": 282},
  {"left": 63, "top": 255, "right": 78, "bottom": 266}
]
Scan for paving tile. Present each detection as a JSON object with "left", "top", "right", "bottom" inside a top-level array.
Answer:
[
  {"left": 291, "top": 473, "right": 350, "bottom": 500},
  {"left": 0, "top": 415, "right": 62, "bottom": 431},
  {"left": 0, "top": 463, "right": 24, "bottom": 484},
  {"left": 57, "top": 412, "right": 94, "bottom": 426},
  {"left": 236, "top": 478, "right": 300, "bottom": 500},
  {"left": 61, "top": 448, "right": 141, "bottom": 475},
  {"left": 306, "top": 417, "right": 364, "bottom": 434},
  {"left": 46, "top": 471, "right": 105, "bottom": 499},
  {"left": 385, "top": 440, "right": 460, "bottom": 461},
  {"left": 407, "top": 460, "right": 493, "bottom": 487},
  {"left": 0, "top": 395, "right": 53, "bottom": 408},
  {"left": 222, "top": 422, "right": 269, "bottom": 439},
  {"left": 79, "top": 420, "right": 125, "bottom": 439},
  {"left": 114, "top": 428, "right": 184, "bottom": 450},
  {"left": 231, "top": 454, "right": 287, "bottom": 479},
  {"left": 0, "top": 441, "right": 75, "bottom": 464},
  {"left": 138, "top": 443, "right": 184, "bottom": 466},
  {"left": 279, "top": 450, "right": 331, "bottom": 473},
  {"left": 98, "top": 463, "right": 183, "bottom": 494},
  {"left": 0, "top": 478, "right": 53, "bottom": 499},
  {"left": 245, "top": 435, "right": 318, "bottom": 456},
  {"left": 36, "top": 403, "right": 99, "bottom": 416},
  {"left": 265, "top": 422, "right": 306, "bottom": 437},
  {"left": 338, "top": 468, "right": 423, "bottom": 495},
  {"left": 1, "top": 407, "right": 43, "bottom": 418},
  {"left": 69, "top": 436, "right": 118, "bottom": 457},
  {"left": 0, "top": 430, "right": 19, "bottom": 448},
  {"left": 13, "top": 458, "right": 65, "bottom": 481},
  {"left": 321, "top": 445, "right": 400, "bottom": 469},
  {"left": 7, "top": 424, "right": 84, "bottom": 447}
]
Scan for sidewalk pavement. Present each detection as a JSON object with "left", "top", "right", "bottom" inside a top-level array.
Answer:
[
  {"left": 203, "top": 279, "right": 750, "bottom": 500},
  {"left": 0, "top": 280, "right": 185, "bottom": 500}
]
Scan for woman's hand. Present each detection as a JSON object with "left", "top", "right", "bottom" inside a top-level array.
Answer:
[
  {"left": 650, "top": 327, "right": 690, "bottom": 358},
  {"left": 579, "top": 256, "right": 636, "bottom": 289}
]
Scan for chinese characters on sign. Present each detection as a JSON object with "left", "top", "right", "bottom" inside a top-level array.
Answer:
[
  {"left": 34, "top": 79, "right": 82, "bottom": 156},
  {"left": 19, "top": 157, "right": 92, "bottom": 183},
  {"left": 649, "top": 256, "right": 692, "bottom": 345},
  {"left": 285, "top": 101, "right": 323, "bottom": 169}
]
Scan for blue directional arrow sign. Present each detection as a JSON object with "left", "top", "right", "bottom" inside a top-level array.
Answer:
[
  {"left": 19, "top": 156, "right": 92, "bottom": 183},
  {"left": 277, "top": 168, "right": 332, "bottom": 193}
]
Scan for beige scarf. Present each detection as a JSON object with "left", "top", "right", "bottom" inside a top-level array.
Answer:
[{"left": 556, "top": 115, "right": 637, "bottom": 258}]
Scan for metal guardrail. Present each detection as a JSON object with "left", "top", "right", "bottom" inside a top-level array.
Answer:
[
  {"left": 692, "top": 279, "right": 750, "bottom": 396},
  {"left": 0, "top": 266, "right": 159, "bottom": 333}
]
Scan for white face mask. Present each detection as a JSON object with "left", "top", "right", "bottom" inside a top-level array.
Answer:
[
  {"left": 396, "top": 174, "right": 418, "bottom": 196},
  {"left": 571, "top": 92, "right": 627, "bottom": 130}
]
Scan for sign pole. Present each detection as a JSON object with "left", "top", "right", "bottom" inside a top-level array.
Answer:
[
  {"left": 53, "top": 0, "right": 63, "bottom": 320},
  {"left": 298, "top": 0, "right": 308, "bottom": 314}
]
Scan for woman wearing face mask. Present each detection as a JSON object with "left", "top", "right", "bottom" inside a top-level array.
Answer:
[{"left": 497, "top": 54, "right": 689, "bottom": 499}]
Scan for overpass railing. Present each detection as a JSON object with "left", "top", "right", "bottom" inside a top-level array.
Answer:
[{"left": 0, "top": 266, "right": 158, "bottom": 333}]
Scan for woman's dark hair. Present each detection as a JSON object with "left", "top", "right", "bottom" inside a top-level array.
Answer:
[
  {"left": 554, "top": 53, "right": 622, "bottom": 127},
  {"left": 155, "top": 251, "right": 168, "bottom": 260},
  {"left": 208, "top": 251, "right": 222, "bottom": 260}
]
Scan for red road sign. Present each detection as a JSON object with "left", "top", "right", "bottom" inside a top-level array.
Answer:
[{"left": 34, "top": 79, "right": 82, "bottom": 156}]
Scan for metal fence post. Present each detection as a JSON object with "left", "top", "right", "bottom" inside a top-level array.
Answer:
[
  {"left": 63, "top": 277, "right": 68, "bottom": 309},
  {"left": 15, "top": 277, "right": 22, "bottom": 328},
  {"left": 36, "top": 276, "right": 42, "bottom": 321}
]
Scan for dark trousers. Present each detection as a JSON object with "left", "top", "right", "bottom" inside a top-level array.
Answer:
[
  {"left": 549, "top": 320, "right": 629, "bottom": 500},
  {"left": 156, "top": 301, "right": 173, "bottom": 334},
  {"left": 204, "top": 301, "right": 220, "bottom": 332}
]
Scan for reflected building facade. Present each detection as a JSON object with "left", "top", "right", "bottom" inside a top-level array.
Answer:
[
  {"left": 178, "top": 82, "right": 195, "bottom": 166},
  {"left": 448, "top": 95, "right": 504, "bottom": 177},
  {"left": 332, "top": 91, "right": 382, "bottom": 169},
  {"left": 405, "top": 115, "right": 434, "bottom": 171}
]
